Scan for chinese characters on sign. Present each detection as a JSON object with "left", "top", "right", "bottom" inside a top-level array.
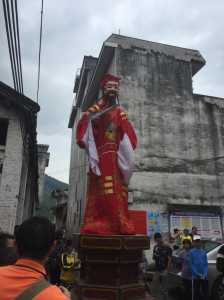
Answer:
[
  {"left": 147, "top": 211, "right": 169, "bottom": 237},
  {"left": 170, "top": 212, "right": 222, "bottom": 240}
]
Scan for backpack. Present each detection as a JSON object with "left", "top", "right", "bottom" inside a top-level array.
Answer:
[{"left": 15, "top": 278, "right": 50, "bottom": 300}]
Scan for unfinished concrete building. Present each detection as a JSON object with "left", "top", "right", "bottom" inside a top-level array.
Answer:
[
  {"left": 37, "top": 144, "right": 50, "bottom": 202},
  {"left": 67, "top": 56, "right": 98, "bottom": 233},
  {"left": 0, "top": 82, "right": 40, "bottom": 233},
  {"left": 67, "top": 34, "right": 224, "bottom": 239},
  {"left": 52, "top": 189, "right": 68, "bottom": 230}
]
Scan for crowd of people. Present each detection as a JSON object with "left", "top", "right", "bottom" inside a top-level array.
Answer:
[
  {"left": 171, "top": 226, "right": 198, "bottom": 249},
  {"left": 0, "top": 218, "right": 211, "bottom": 300},
  {"left": 151, "top": 227, "right": 209, "bottom": 300},
  {"left": 0, "top": 217, "right": 80, "bottom": 300}
]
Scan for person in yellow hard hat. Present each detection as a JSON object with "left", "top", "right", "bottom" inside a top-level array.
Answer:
[
  {"left": 59, "top": 239, "right": 80, "bottom": 289},
  {"left": 180, "top": 229, "right": 192, "bottom": 244}
]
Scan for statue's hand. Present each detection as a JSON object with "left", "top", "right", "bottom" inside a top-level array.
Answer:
[
  {"left": 82, "top": 104, "right": 100, "bottom": 118},
  {"left": 87, "top": 104, "right": 100, "bottom": 114},
  {"left": 83, "top": 111, "right": 90, "bottom": 117}
]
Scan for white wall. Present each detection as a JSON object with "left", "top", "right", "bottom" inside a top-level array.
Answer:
[{"left": 0, "top": 104, "right": 23, "bottom": 233}]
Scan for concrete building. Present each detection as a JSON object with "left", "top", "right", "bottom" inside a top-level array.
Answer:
[
  {"left": 37, "top": 144, "right": 50, "bottom": 202},
  {"left": 0, "top": 81, "right": 40, "bottom": 233},
  {"left": 67, "top": 34, "right": 224, "bottom": 239},
  {"left": 52, "top": 189, "right": 68, "bottom": 231},
  {"left": 67, "top": 56, "right": 98, "bottom": 233}
]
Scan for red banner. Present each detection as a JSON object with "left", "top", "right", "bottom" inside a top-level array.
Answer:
[{"left": 129, "top": 210, "right": 147, "bottom": 235}]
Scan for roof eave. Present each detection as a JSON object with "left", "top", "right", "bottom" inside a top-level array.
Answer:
[
  {"left": 68, "top": 106, "right": 78, "bottom": 128},
  {"left": 106, "top": 34, "right": 206, "bottom": 77},
  {"left": 0, "top": 81, "right": 40, "bottom": 113},
  {"left": 191, "top": 58, "right": 206, "bottom": 76},
  {"left": 82, "top": 42, "right": 117, "bottom": 111}
]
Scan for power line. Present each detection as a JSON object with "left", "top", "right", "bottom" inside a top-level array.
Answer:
[
  {"left": 3, "top": 0, "right": 17, "bottom": 89},
  {"left": 14, "top": 0, "right": 23, "bottom": 93},
  {"left": 5, "top": 0, "right": 19, "bottom": 90},
  {"left": 36, "top": 0, "right": 44, "bottom": 103},
  {"left": 2, "top": 0, "right": 23, "bottom": 93},
  {"left": 10, "top": 0, "right": 21, "bottom": 91}
]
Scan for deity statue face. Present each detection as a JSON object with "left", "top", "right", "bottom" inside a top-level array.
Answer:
[{"left": 103, "top": 80, "right": 119, "bottom": 99}]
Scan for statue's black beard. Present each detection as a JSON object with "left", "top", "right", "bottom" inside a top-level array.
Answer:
[
  {"left": 104, "top": 92, "right": 117, "bottom": 105},
  {"left": 108, "top": 95, "right": 117, "bottom": 105}
]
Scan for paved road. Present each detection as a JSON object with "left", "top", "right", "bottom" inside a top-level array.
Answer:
[{"left": 149, "top": 272, "right": 181, "bottom": 300}]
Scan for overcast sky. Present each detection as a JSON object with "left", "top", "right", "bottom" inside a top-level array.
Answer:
[{"left": 1, "top": 0, "right": 224, "bottom": 183}]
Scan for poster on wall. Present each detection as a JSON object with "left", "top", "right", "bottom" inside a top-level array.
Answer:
[
  {"left": 160, "top": 212, "right": 169, "bottom": 234},
  {"left": 147, "top": 211, "right": 160, "bottom": 237},
  {"left": 170, "top": 211, "right": 222, "bottom": 240},
  {"left": 147, "top": 211, "right": 169, "bottom": 237}
]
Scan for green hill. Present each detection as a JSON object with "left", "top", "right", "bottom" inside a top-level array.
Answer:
[{"left": 35, "top": 174, "right": 68, "bottom": 221}]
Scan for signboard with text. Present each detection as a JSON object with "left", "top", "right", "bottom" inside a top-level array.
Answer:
[
  {"left": 170, "top": 211, "right": 222, "bottom": 240},
  {"left": 147, "top": 211, "right": 169, "bottom": 237}
]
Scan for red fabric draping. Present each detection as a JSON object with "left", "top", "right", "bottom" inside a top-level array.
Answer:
[{"left": 76, "top": 98, "right": 137, "bottom": 235}]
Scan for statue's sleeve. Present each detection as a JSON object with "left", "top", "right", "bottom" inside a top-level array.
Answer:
[
  {"left": 76, "top": 114, "right": 101, "bottom": 176},
  {"left": 119, "top": 110, "right": 137, "bottom": 149},
  {"left": 117, "top": 108, "right": 138, "bottom": 184},
  {"left": 76, "top": 101, "right": 103, "bottom": 148},
  {"left": 76, "top": 113, "right": 89, "bottom": 149}
]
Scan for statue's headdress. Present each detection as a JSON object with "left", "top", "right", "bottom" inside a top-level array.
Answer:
[{"left": 100, "top": 74, "right": 121, "bottom": 89}]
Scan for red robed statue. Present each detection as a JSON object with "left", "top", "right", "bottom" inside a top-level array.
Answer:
[{"left": 76, "top": 74, "right": 137, "bottom": 235}]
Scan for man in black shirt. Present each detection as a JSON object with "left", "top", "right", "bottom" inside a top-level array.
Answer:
[{"left": 152, "top": 232, "right": 172, "bottom": 300}]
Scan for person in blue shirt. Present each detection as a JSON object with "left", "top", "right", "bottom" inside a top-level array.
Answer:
[
  {"left": 178, "top": 239, "right": 192, "bottom": 300},
  {"left": 189, "top": 235, "right": 208, "bottom": 300}
]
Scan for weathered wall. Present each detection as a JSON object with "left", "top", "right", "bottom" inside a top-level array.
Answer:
[
  {"left": 67, "top": 57, "right": 97, "bottom": 235},
  {"left": 68, "top": 39, "right": 224, "bottom": 235},
  {"left": 0, "top": 104, "right": 23, "bottom": 232},
  {"left": 113, "top": 47, "right": 224, "bottom": 210},
  {"left": 67, "top": 108, "right": 88, "bottom": 234},
  {"left": 16, "top": 149, "right": 29, "bottom": 225},
  {"left": 37, "top": 144, "right": 50, "bottom": 202}
]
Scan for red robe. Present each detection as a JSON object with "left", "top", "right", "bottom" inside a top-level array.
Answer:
[{"left": 76, "top": 98, "right": 137, "bottom": 235}]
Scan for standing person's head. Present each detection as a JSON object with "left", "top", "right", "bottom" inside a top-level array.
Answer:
[
  {"left": 154, "top": 232, "right": 163, "bottom": 246},
  {"left": 0, "top": 233, "right": 15, "bottom": 248},
  {"left": 183, "top": 239, "right": 191, "bottom": 250},
  {"left": 174, "top": 228, "right": 179, "bottom": 234},
  {"left": 15, "top": 216, "right": 55, "bottom": 263},
  {"left": 14, "top": 225, "right": 20, "bottom": 236},
  {"left": 65, "top": 239, "right": 73, "bottom": 253},
  {"left": 193, "top": 235, "right": 202, "bottom": 248},
  {"left": 0, "top": 232, "right": 17, "bottom": 266},
  {"left": 55, "top": 230, "right": 63, "bottom": 244},
  {"left": 183, "top": 229, "right": 189, "bottom": 236},
  {"left": 192, "top": 226, "right": 197, "bottom": 235}
]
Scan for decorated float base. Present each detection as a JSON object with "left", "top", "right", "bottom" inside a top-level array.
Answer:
[{"left": 73, "top": 234, "right": 153, "bottom": 300}]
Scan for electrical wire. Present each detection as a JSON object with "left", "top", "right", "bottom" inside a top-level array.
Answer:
[
  {"left": 10, "top": 0, "right": 21, "bottom": 91},
  {"left": 5, "top": 0, "right": 19, "bottom": 90},
  {"left": 2, "top": 0, "right": 17, "bottom": 89},
  {"left": 36, "top": 0, "right": 44, "bottom": 103},
  {"left": 2, "top": 0, "right": 23, "bottom": 93},
  {"left": 14, "top": 0, "right": 23, "bottom": 93}
]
